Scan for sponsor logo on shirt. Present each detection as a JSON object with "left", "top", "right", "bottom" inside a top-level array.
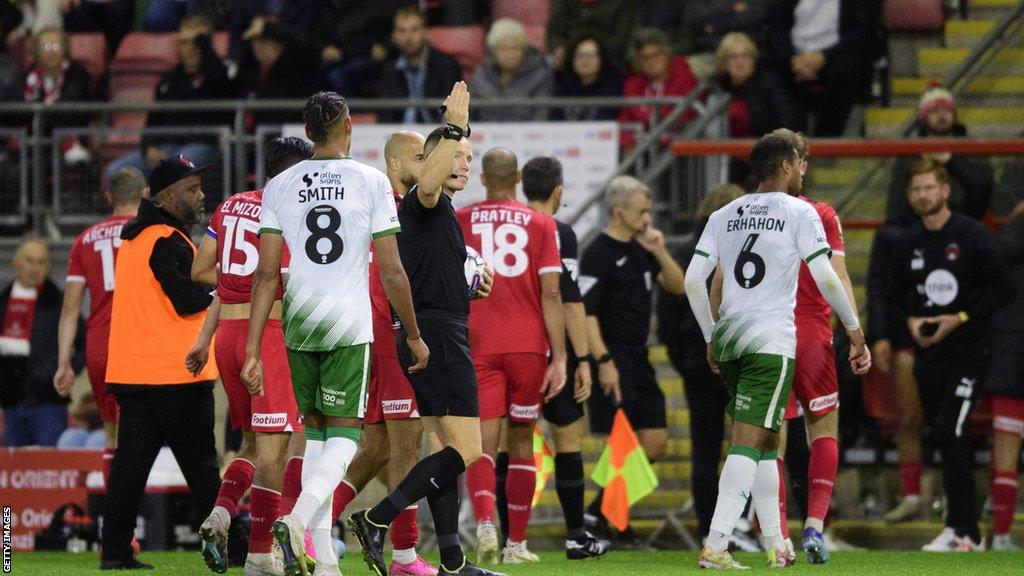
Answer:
[
  {"left": 382, "top": 399, "right": 412, "bottom": 415},
  {"left": 922, "top": 269, "right": 958, "bottom": 307},
  {"left": 509, "top": 403, "right": 540, "bottom": 420},
  {"left": 251, "top": 412, "right": 288, "bottom": 428},
  {"left": 808, "top": 392, "right": 839, "bottom": 413}
]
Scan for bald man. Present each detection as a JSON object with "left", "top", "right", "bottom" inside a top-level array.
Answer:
[
  {"left": 1, "top": 238, "right": 85, "bottom": 447},
  {"left": 456, "top": 147, "right": 567, "bottom": 564},
  {"left": 331, "top": 129, "right": 441, "bottom": 576}
]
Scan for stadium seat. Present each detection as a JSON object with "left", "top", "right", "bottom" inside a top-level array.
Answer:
[
  {"left": 491, "top": 0, "right": 552, "bottom": 28},
  {"left": 525, "top": 26, "right": 546, "bottom": 51},
  {"left": 68, "top": 33, "right": 108, "bottom": 91},
  {"left": 883, "top": 0, "right": 944, "bottom": 32},
  {"left": 109, "top": 32, "right": 179, "bottom": 76},
  {"left": 427, "top": 26, "right": 486, "bottom": 79}
]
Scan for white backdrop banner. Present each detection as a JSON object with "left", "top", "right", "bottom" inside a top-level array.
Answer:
[{"left": 281, "top": 121, "right": 618, "bottom": 237}]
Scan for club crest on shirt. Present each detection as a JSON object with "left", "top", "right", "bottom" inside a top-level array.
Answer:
[{"left": 945, "top": 243, "right": 961, "bottom": 261}]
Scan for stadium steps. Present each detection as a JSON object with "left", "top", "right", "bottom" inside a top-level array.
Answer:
[{"left": 866, "top": 106, "right": 1024, "bottom": 138}]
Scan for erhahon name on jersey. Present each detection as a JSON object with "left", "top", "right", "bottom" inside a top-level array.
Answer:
[
  {"left": 695, "top": 192, "right": 831, "bottom": 361},
  {"left": 260, "top": 157, "right": 400, "bottom": 352}
]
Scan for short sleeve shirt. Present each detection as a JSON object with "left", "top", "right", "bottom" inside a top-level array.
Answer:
[{"left": 260, "top": 157, "right": 400, "bottom": 351}]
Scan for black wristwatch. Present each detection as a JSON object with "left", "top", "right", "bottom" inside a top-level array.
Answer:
[
  {"left": 576, "top": 354, "right": 594, "bottom": 364},
  {"left": 596, "top": 353, "right": 613, "bottom": 365},
  {"left": 442, "top": 122, "right": 471, "bottom": 140}
]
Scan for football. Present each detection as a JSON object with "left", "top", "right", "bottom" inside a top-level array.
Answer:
[{"left": 465, "top": 245, "right": 487, "bottom": 297}]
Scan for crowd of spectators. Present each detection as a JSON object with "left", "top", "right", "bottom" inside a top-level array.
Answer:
[{"left": 0, "top": 1, "right": 887, "bottom": 135}]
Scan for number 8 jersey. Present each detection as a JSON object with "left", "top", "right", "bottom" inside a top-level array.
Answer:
[
  {"left": 695, "top": 191, "right": 831, "bottom": 361},
  {"left": 260, "top": 158, "right": 401, "bottom": 352}
]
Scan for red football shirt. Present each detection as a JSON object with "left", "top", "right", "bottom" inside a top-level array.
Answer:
[
  {"left": 795, "top": 197, "right": 846, "bottom": 341},
  {"left": 457, "top": 199, "right": 562, "bottom": 356},
  {"left": 369, "top": 191, "right": 403, "bottom": 359},
  {"left": 66, "top": 215, "right": 133, "bottom": 355},
  {"left": 207, "top": 190, "right": 289, "bottom": 304}
]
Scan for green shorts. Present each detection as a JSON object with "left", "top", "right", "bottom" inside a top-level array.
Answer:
[
  {"left": 717, "top": 353, "right": 794, "bottom": 432},
  {"left": 287, "top": 343, "right": 369, "bottom": 419}
]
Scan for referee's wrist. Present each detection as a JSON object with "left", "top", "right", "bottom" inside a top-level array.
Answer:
[{"left": 575, "top": 353, "right": 593, "bottom": 364}]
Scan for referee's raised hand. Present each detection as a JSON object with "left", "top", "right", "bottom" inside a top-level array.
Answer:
[{"left": 443, "top": 81, "right": 470, "bottom": 130}]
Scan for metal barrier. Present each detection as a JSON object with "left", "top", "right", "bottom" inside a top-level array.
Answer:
[{"left": 0, "top": 92, "right": 726, "bottom": 239}]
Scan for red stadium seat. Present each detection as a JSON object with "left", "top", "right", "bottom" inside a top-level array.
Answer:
[
  {"left": 68, "top": 33, "right": 108, "bottom": 90},
  {"left": 109, "top": 32, "right": 179, "bottom": 76},
  {"left": 883, "top": 0, "right": 944, "bottom": 32},
  {"left": 427, "top": 26, "right": 486, "bottom": 79},
  {"left": 525, "top": 26, "right": 546, "bottom": 51},
  {"left": 491, "top": 0, "right": 552, "bottom": 28}
]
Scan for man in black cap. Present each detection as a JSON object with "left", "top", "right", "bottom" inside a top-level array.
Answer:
[{"left": 99, "top": 156, "right": 221, "bottom": 570}]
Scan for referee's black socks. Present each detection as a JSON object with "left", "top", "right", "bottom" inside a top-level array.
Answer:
[
  {"left": 368, "top": 446, "right": 467, "bottom": 527},
  {"left": 428, "top": 476, "right": 464, "bottom": 569}
]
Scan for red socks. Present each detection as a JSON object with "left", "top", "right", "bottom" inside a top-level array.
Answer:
[
  {"left": 777, "top": 458, "right": 789, "bottom": 539},
  {"left": 102, "top": 448, "right": 115, "bottom": 491},
  {"left": 807, "top": 437, "right": 838, "bottom": 523},
  {"left": 466, "top": 455, "right": 496, "bottom": 523},
  {"left": 391, "top": 506, "right": 419, "bottom": 550},
  {"left": 281, "top": 457, "right": 303, "bottom": 514},
  {"left": 899, "top": 461, "right": 923, "bottom": 497},
  {"left": 249, "top": 486, "right": 280, "bottom": 554},
  {"left": 215, "top": 459, "right": 255, "bottom": 513},
  {"left": 506, "top": 458, "right": 536, "bottom": 543},
  {"left": 992, "top": 471, "right": 1019, "bottom": 536},
  {"left": 333, "top": 479, "right": 357, "bottom": 522}
]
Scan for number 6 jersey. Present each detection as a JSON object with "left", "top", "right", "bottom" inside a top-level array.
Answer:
[
  {"left": 260, "top": 157, "right": 401, "bottom": 352},
  {"left": 694, "top": 191, "right": 831, "bottom": 361}
]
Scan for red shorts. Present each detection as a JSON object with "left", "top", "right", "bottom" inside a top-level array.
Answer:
[
  {"left": 215, "top": 319, "right": 302, "bottom": 432},
  {"left": 363, "top": 352, "right": 419, "bottom": 424},
  {"left": 785, "top": 337, "right": 839, "bottom": 419},
  {"left": 475, "top": 352, "right": 548, "bottom": 422},
  {"left": 992, "top": 395, "right": 1024, "bottom": 437},
  {"left": 86, "top": 347, "right": 118, "bottom": 423}
]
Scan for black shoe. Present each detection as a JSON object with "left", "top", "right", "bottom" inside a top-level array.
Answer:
[
  {"left": 440, "top": 559, "right": 507, "bottom": 576},
  {"left": 100, "top": 558, "right": 155, "bottom": 570},
  {"left": 348, "top": 509, "right": 388, "bottom": 576},
  {"left": 583, "top": 512, "right": 610, "bottom": 540},
  {"left": 566, "top": 531, "right": 611, "bottom": 559}
]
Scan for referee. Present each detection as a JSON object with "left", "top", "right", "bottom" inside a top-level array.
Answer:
[
  {"left": 578, "top": 175, "right": 685, "bottom": 544},
  {"left": 885, "top": 159, "right": 1014, "bottom": 551},
  {"left": 349, "top": 82, "right": 502, "bottom": 576},
  {"left": 100, "top": 157, "right": 220, "bottom": 570}
]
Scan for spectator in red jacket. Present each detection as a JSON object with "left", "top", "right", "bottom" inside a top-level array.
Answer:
[{"left": 617, "top": 28, "right": 699, "bottom": 150}]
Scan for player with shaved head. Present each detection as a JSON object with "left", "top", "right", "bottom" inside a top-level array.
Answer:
[{"left": 456, "top": 147, "right": 567, "bottom": 565}]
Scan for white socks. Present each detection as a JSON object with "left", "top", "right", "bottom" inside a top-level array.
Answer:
[
  {"left": 708, "top": 447, "right": 760, "bottom": 553},
  {"left": 292, "top": 436, "right": 358, "bottom": 527},
  {"left": 751, "top": 454, "right": 782, "bottom": 551},
  {"left": 392, "top": 547, "right": 417, "bottom": 565}
]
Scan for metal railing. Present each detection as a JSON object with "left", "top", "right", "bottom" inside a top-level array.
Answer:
[
  {"left": 0, "top": 93, "right": 727, "bottom": 239},
  {"left": 0, "top": 128, "right": 29, "bottom": 228}
]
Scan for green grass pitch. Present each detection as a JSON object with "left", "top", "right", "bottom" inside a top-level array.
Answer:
[{"left": 12, "top": 550, "right": 1024, "bottom": 575}]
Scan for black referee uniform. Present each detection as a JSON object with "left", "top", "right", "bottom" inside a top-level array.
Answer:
[
  {"left": 579, "top": 232, "right": 666, "bottom": 434},
  {"left": 393, "top": 184, "right": 478, "bottom": 415},
  {"left": 887, "top": 213, "right": 1014, "bottom": 541},
  {"left": 543, "top": 219, "right": 586, "bottom": 427}
]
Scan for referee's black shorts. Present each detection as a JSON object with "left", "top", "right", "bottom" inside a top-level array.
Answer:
[
  {"left": 397, "top": 310, "right": 479, "bottom": 418},
  {"left": 587, "top": 342, "right": 666, "bottom": 434},
  {"left": 543, "top": 355, "right": 585, "bottom": 427}
]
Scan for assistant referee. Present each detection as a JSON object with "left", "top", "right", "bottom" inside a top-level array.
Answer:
[{"left": 100, "top": 157, "right": 220, "bottom": 570}]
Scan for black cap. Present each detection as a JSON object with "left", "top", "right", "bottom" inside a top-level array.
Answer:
[{"left": 148, "top": 156, "right": 211, "bottom": 196}]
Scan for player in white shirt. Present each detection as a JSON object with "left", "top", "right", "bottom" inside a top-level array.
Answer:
[
  {"left": 243, "top": 92, "right": 428, "bottom": 576},
  {"left": 684, "top": 135, "right": 870, "bottom": 569}
]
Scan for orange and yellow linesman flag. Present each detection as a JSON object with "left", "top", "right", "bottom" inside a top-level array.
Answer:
[
  {"left": 532, "top": 426, "right": 555, "bottom": 507},
  {"left": 590, "top": 409, "right": 658, "bottom": 531}
]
